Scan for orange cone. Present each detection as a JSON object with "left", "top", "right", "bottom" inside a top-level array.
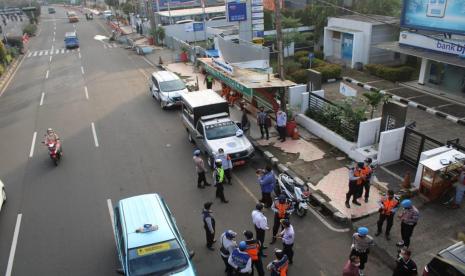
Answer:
[{"left": 292, "top": 127, "right": 299, "bottom": 140}]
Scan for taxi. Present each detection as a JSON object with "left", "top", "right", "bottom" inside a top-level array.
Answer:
[{"left": 114, "top": 194, "right": 196, "bottom": 276}]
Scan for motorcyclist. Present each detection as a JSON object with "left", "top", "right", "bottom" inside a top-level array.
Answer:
[{"left": 44, "top": 128, "right": 62, "bottom": 154}]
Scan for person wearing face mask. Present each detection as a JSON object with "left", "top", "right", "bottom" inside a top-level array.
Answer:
[
  {"left": 393, "top": 248, "right": 417, "bottom": 276},
  {"left": 343, "top": 255, "right": 361, "bottom": 276}
]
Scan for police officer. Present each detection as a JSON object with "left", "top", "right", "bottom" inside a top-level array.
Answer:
[
  {"left": 270, "top": 194, "right": 293, "bottom": 244},
  {"left": 217, "top": 148, "right": 233, "bottom": 185},
  {"left": 252, "top": 203, "right": 269, "bottom": 256},
  {"left": 345, "top": 162, "right": 365, "bottom": 208},
  {"left": 375, "top": 190, "right": 399, "bottom": 240},
  {"left": 243, "top": 230, "right": 265, "bottom": 276},
  {"left": 213, "top": 159, "right": 229, "bottom": 203},
  {"left": 229, "top": 241, "right": 253, "bottom": 275},
  {"left": 397, "top": 199, "right": 419, "bottom": 248},
  {"left": 257, "top": 165, "right": 275, "bottom": 208},
  {"left": 350, "top": 227, "right": 374, "bottom": 275},
  {"left": 220, "top": 230, "right": 238, "bottom": 274},
  {"left": 202, "top": 202, "right": 216, "bottom": 251},
  {"left": 193, "top": 149, "right": 210, "bottom": 188},
  {"left": 277, "top": 219, "right": 295, "bottom": 265},
  {"left": 362, "top": 158, "right": 374, "bottom": 203},
  {"left": 266, "top": 249, "right": 289, "bottom": 276},
  {"left": 393, "top": 248, "right": 417, "bottom": 276}
]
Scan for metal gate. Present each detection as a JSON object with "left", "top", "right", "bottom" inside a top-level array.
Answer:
[{"left": 400, "top": 127, "right": 444, "bottom": 166}]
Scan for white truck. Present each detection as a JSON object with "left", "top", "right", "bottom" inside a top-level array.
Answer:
[{"left": 181, "top": 90, "right": 254, "bottom": 167}]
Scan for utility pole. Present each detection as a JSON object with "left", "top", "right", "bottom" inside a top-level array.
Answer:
[
  {"left": 147, "top": 0, "right": 156, "bottom": 38},
  {"left": 274, "top": 0, "right": 286, "bottom": 111}
]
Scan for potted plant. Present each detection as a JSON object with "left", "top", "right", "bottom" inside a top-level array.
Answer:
[
  {"left": 148, "top": 28, "right": 156, "bottom": 45},
  {"left": 180, "top": 45, "right": 189, "bottom": 62}
]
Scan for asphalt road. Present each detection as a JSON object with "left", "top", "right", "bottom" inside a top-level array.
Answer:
[{"left": 0, "top": 6, "right": 393, "bottom": 276}]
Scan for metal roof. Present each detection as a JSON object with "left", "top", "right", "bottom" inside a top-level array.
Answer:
[
  {"left": 182, "top": 89, "right": 226, "bottom": 108},
  {"left": 332, "top": 14, "right": 399, "bottom": 25},
  {"left": 119, "top": 194, "right": 176, "bottom": 249},
  {"left": 156, "top": 5, "right": 225, "bottom": 18}
]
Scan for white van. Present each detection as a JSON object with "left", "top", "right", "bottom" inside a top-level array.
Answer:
[
  {"left": 103, "top": 10, "right": 112, "bottom": 19},
  {"left": 149, "top": 71, "right": 188, "bottom": 109}
]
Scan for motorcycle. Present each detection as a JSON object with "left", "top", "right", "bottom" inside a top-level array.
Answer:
[
  {"left": 44, "top": 141, "right": 61, "bottom": 166},
  {"left": 275, "top": 173, "right": 311, "bottom": 217}
]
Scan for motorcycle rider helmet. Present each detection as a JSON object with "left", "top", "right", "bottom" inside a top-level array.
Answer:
[
  {"left": 215, "top": 159, "right": 223, "bottom": 167},
  {"left": 225, "top": 230, "right": 237, "bottom": 239},
  {"left": 357, "top": 227, "right": 369, "bottom": 236},
  {"left": 243, "top": 230, "right": 253, "bottom": 239},
  {"left": 47, "top": 128, "right": 53, "bottom": 133},
  {"left": 364, "top": 158, "right": 372, "bottom": 164},
  {"left": 256, "top": 202, "right": 264, "bottom": 210},
  {"left": 274, "top": 249, "right": 284, "bottom": 259},
  {"left": 193, "top": 149, "right": 201, "bottom": 156},
  {"left": 218, "top": 148, "right": 224, "bottom": 154},
  {"left": 401, "top": 199, "right": 412, "bottom": 209},
  {"left": 278, "top": 194, "right": 287, "bottom": 203},
  {"left": 238, "top": 241, "right": 247, "bottom": 251}
]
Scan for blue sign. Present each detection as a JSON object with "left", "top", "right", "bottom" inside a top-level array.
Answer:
[
  {"left": 308, "top": 53, "right": 314, "bottom": 60},
  {"left": 227, "top": 2, "right": 247, "bottom": 22},
  {"left": 401, "top": 0, "right": 465, "bottom": 35},
  {"left": 193, "top": 22, "right": 204, "bottom": 31}
]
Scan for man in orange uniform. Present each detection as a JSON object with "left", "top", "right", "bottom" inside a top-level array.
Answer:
[
  {"left": 345, "top": 162, "right": 365, "bottom": 208},
  {"left": 375, "top": 190, "right": 399, "bottom": 240},
  {"left": 270, "top": 195, "right": 293, "bottom": 244},
  {"left": 361, "top": 158, "right": 374, "bottom": 203},
  {"left": 243, "top": 230, "right": 265, "bottom": 276},
  {"left": 267, "top": 249, "right": 288, "bottom": 276}
]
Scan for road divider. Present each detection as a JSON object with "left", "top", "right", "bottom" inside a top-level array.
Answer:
[
  {"left": 84, "top": 86, "right": 89, "bottom": 99},
  {"left": 40, "top": 92, "right": 45, "bottom": 106},
  {"left": 91, "top": 122, "right": 99, "bottom": 147},
  {"left": 29, "top": 132, "right": 37, "bottom": 158},
  {"left": 5, "top": 214, "right": 22, "bottom": 276}
]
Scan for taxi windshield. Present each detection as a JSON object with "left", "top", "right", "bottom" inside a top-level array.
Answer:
[{"left": 128, "top": 239, "right": 188, "bottom": 276}]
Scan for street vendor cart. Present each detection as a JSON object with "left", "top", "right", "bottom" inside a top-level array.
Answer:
[{"left": 419, "top": 149, "right": 465, "bottom": 201}]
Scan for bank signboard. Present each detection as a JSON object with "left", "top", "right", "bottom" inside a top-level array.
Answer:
[
  {"left": 399, "top": 31, "right": 465, "bottom": 56},
  {"left": 401, "top": 0, "right": 465, "bottom": 35},
  {"left": 227, "top": 2, "right": 247, "bottom": 22}
]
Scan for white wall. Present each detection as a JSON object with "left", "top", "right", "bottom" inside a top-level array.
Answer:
[
  {"left": 301, "top": 92, "right": 309, "bottom": 114},
  {"left": 164, "top": 20, "right": 237, "bottom": 42},
  {"left": 288, "top": 85, "right": 307, "bottom": 112},
  {"left": 351, "top": 32, "right": 367, "bottom": 67},
  {"left": 357, "top": 118, "right": 381, "bottom": 148},
  {"left": 414, "top": 146, "right": 451, "bottom": 188},
  {"left": 377, "top": 127, "right": 405, "bottom": 165}
]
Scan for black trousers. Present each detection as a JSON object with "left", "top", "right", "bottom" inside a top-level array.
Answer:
[
  {"left": 261, "top": 192, "right": 272, "bottom": 208},
  {"left": 255, "top": 226, "right": 266, "bottom": 249},
  {"left": 215, "top": 182, "right": 227, "bottom": 202},
  {"left": 197, "top": 172, "right": 207, "bottom": 187},
  {"left": 346, "top": 182, "right": 360, "bottom": 203},
  {"left": 272, "top": 214, "right": 285, "bottom": 238},
  {"left": 252, "top": 258, "right": 265, "bottom": 276},
  {"left": 277, "top": 126, "right": 286, "bottom": 141},
  {"left": 377, "top": 213, "right": 394, "bottom": 235},
  {"left": 401, "top": 222, "right": 416, "bottom": 248},
  {"left": 224, "top": 168, "right": 232, "bottom": 184},
  {"left": 363, "top": 181, "right": 371, "bottom": 200},
  {"left": 222, "top": 256, "right": 233, "bottom": 275},
  {"left": 206, "top": 82, "right": 213, "bottom": 89},
  {"left": 259, "top": 124, "right": 269, "bottom": 139},
  {"left": 283, "top": 243, "right": 294, "bottom": 263},
  {"left": 205, "top": 227, "right": 214, "bottom": 248},
  {"left": 350, "top": 248, "right": 369, "bottom": 270}
]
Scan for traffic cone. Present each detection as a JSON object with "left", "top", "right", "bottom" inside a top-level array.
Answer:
[{"left": 292, "top": 127, "right": 299, "bottom": 140}]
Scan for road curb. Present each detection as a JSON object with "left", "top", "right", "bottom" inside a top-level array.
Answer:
[
  {"left": 343, "top": 76, "right": 464, "bottom": 125},
  {"left": 0, "top": 54, "right": 25, "bottom": 97}
]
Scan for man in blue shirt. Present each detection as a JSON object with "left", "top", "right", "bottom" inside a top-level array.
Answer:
[
  {"left": 257, "top": 165, "right": 275, "bottom": 208},
  {"left": 276, "top": 110, "right": 287, "bottom": 142}
]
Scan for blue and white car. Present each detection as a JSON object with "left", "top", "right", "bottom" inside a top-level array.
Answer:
[{"left": 114, "top": 194, "right": 196, "bottom": 276}]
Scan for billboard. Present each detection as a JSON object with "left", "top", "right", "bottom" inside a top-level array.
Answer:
[
  {"left": 401, "top": 0, "right": 465, "bottom": 35},
  {"left": 227, "top": 2, "right": 247, "bottom": 22},
  {"left": 153, "top": 0, "right": 197, "bottom": 11}
]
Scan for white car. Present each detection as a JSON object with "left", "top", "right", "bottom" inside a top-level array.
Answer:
[
  {"left": 149, "top": 71, "right": 188, "bottom": 109},
  {"left": 0, "top": 180, "right": 6, "bottom": 212}
]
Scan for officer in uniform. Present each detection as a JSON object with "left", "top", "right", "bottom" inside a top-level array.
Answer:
[
  {"left": 362, "top": 158, "right": 374, "bottom": 203},
  {"left": 397, "top": 199, "right": 419, "bottom": 248},
  {"left": 350, "top": 227, "right": 374, "bottom": 275},
  {"left": 345, "top": 162, "right": 365, "bottom": 208},
  {"left": 266, "top": 249, "right": 289, "bottom": 276},
  {"left": 375, "top": 190, "right": 399, "bottom": 240},
  {"left": 270, "top": 194, "right": 293, "bottom": 244},
  {"left": 202, "top": 202, "right": 216, "bottom": 250},
  {"left": 220, "top": 230, "right": 238, "bottom": 274},
  {"left": 217, "top": 148, "right": 233, "bottom": 185},
  {"left": 252, "top": 203, "right": 269, "bottom": 256},
  {"left": 229, "top": 241, "right": 253, "bottom": 275},
  {"left": 277, "top": 219, "right": 295, "bottom": 265},
  {"left": 243, "top": 230, "right": 265, "bottom": 276},
  {"left": 213, "top": 159, "right": 229, "bottom": 203}
]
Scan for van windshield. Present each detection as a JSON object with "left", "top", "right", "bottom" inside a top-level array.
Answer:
[
  {"left": 205, "top": 121, "right": 238, "bottom": 140},
  {"left": 128, "top": 239, "right": 188, "bottom": 276},
  {"left": 159, "top": 79, "right": 185, "bottom": 92}
]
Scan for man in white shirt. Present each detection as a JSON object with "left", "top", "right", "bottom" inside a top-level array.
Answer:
[
  {"left": 277, "top": 219, "right": 294, "bottom": 264},
  {"left": 252, "top": 203, "right": 269, "bottom": 256}
]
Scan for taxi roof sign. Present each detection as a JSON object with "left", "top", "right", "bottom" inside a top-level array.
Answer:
[{"left": 136, "top": 224, "right": 158, "bottom": 233}]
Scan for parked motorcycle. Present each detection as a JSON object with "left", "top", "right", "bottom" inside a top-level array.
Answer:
[
  {"left": 275, "top": 173, "right": 311, "bottom": 217},
  {"left": 44, "top": 141, "right": 61, "bottom": 166}
]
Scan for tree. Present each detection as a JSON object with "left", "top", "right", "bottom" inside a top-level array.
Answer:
[
  {"left": 281, "top": 15, "right": 301, "bottom": 56},
  {"left": 156, "top": 26, "right": 165, "bottom": 46},
  {"left": 105, "top": 0, "right": 119, "bottom": 7},
  {"left": 0, "top": 41, "right": 7, "bottom": 65},
  {"left": 353, "top": 0, "right": 402, "bottom": 17},
  {"left": 121, "top": 2, "right": 134, "bottom": 15},
  {"left": 362, "top": 91, "right": 388, "bottom": 119}
]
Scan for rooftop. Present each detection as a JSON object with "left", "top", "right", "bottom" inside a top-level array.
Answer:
[
  {"left": 333, "top": 14, "right": 399, "bottom": 25},
  {"left": 156, "top": 5, "right": 225, "bottom": 18}
]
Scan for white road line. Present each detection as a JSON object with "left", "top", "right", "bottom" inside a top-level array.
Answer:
[
  {"left": 53, "top": 31, "right": 55, "bottom": 36},
  {"left": 307, "top": 208, "right": 351, "bottom": 232},
  {"left": 27, "top": 52, "right": 32, "bottom": 57},
  {"left": 84, "top": 86, "right": 89, "bottom": 99},
  {"left": 73, "top": 24, "right": 76, "bottom": 28},
  {"left": 55, "top": 49, "right": 59, "bottom": 54},
  {"left": 91, "top": 122, "right": 99, "bottom": 147},
  {"left": 32, "top": 51, "right": 38, "bottom": 57},
  {"left": 49, "top": 56, "right": 52, "bottom": 62},
  {"left": 106, "top": 199, "right": 117, "bottom": 246},
  {"left": 51, "top": 46, "right": 54, "bottom": 52},
  {"left": 61, "top": 49, "right": 64, "bottom": 54},
  {"left": 39, "top": 92, "right": 45, "bottom": 106},
  {"left": 78, "top": 52, "right": 81, "bottom": 59},
  {"left": 29, "top": 132, "right": 37, "bottom": 158},
  {"left": 77, "top": 48, "right": 80, "bottom": 52},
  {"left": 81, "top": 66, "right": 84, "bottom": 75},
  {"left": 53, "top": 37, "right": 55, "bottom": 42},
  {"left": 38, "top": 51, "right": 43, "bottom": 56},
  {"left": 44, "top": 50, "right": 48, "bottom": 56},
  {"left": 142, "top": 57, "right": 155, "bottom": 67},
  {"left": 45, "top": 70, "right": 49, "bottom": 79},
  {"left": 66, "top": 50, "right": 70, "bottom": 53},
  {"left": 231, "top": 174, "right": 259, "bottom": 202},
  {"left": 5, "top": 214, "right": 22, "bottom": 276}
]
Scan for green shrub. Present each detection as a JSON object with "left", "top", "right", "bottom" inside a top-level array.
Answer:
[
  {"left": 284, "top": 60, "right": 302, "bottom": 75},
  {"left": 314, "top": 50, "right": 324, "bottom": 59},
  {"left": 314, "top": 64, "right": 342, "bottom": 81},
  {"left": 0, "top": 64, "right": 4, "bottom": 76},
  {"left": 23, "top": 24, "right": 37, "bottom": 36},
  {"left": 8, "top": 47, "right": 19, "bottom": 58},
  {"left": 365, "top": 64, "right": 415, "bottom": 82},
  {"left": 290, "top": 69, "right": 308, "bottom": 84},
  {"left": 5, "top": 54, "right": 12, "bottom": 64},
  {"left": 294, "top": 50, "right": 309, "bottom": 61},
  {"left": 298, "top": 56, "right": 309, "bottom": 67},
  {"left": 311, "top": 58, "right": 325, "bottom": 68}
]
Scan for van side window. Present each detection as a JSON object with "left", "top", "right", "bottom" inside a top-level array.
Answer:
[
  {"left": 114, "top": 208, "right": 126, "bottom": 258},
  {"left": 152, "top": 76, "right": 159, "bottom": 89},
  {"left": 196, "top": 122, "right": 204, "bottom": 136}
]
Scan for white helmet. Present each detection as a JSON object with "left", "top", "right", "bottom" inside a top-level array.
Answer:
[{"left": 47, "top": 128, "right": 53, "bottom": 133}]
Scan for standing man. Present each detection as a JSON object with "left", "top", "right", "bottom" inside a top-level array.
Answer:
[
  {"left": 343, "top": 255, "right": 361, "bottom": 276},
  {"left": 228, "top": 241, "right": 253, "bottom": 275},
  {"left": 277, "top": 219, "right": 295, "bottom": 265},
  {"left": 243, "top": 230, "right": 265, "bottom": 276},
  {"left": 450, "top": 165, "right": 465, "bottom": 209},
  {"left": 276, "top": 110, "right": 287, "bottom": 142},
  {"left": 220, "top": 230, "right": 238, "bottom": 275},
  {"left": 257, "top": 165, "right": 275, "bottom": 208},
  {"left": 241, "top": 106, "right": 251, "bottom": 134},
  {"left": 252, "top": 203, "right": 269, "bottom": 256},
  {"left": 205, "top": 73, "right": 214, "bottom": 89},
  {"left": 345, "top": 162, "right": 365, "bottom": 208},
  {"left": 217, "top": 148, "right": 233, "bottom": 185},
  {"left": 213, "top": 159, "right": 229, "bottom": 203},
  {"left": 202, "top": 202, "right": 216, "bottom": 251},
  {"left": 397, "top": 199, "right": 419, "bottom": 248},
  {"left": 393, "top": 248, "right": 418, "bottom": 276},
  {"left": 257, "top": 107, "right": 270, "bottom": 140},
  {"left": 375, "top": 190, "right": 399, "bottom": 240},
  {"left": 270, "top": 195, "right": 293, "bottom": 244},
  {"left": 362, "top": 158, "right": 374, "bottom": 203},
  {"left": 266, "top": 249, "right": 289, "bottom": 276},
  {"left": 193, "top": 149, "right": 210, "bottom": 188},
  {"left": 350, "top": 227, "right": 374, "bottom": 275}
]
